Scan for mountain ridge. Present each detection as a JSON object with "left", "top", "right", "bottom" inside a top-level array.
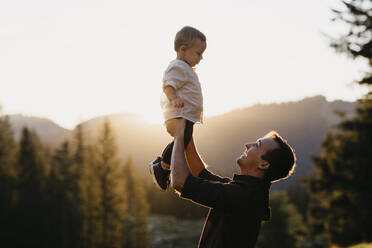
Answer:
[{"left": 2, "top": 95, "right": 356, "bottom": 188}]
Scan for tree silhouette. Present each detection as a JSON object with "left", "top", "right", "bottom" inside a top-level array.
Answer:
[
  {"left": 15, "top": 128, "right": 49, "bottom": 247},
  {"left": 73, "top": 124, "right": 103, "bottom": 248},
  {"left": 256, "top": 191, "right": 306, "bottom": 248},
  {"left": 122, "top": 157, "right": 149, "bottom": 248},
  {"left": 307, "top": 0, "right": 372, "bottom": 246},
  {"left": 45, "top": 141, "right": 82, "bottom": 248},
  {"left": 0, "top": 116, "right": 17, "bottom": 246},
  {"left": 95, "top": 119, "right": 127, "bottom": 248}
]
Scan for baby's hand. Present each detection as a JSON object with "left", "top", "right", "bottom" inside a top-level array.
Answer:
[{"left": 171, "top": 97, "right": 184, "bottom": 108}]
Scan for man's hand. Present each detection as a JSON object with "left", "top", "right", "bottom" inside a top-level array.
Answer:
[
  {"left": 166, "top": 118, "right": 186, "bottom": 138},
  {"left": 170, "top": 96, "right": 184, "bottom": 108}
]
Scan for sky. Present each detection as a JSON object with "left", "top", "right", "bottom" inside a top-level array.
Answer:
[{"left": 0, "top": 0, "right": 369, "bottom": 129}]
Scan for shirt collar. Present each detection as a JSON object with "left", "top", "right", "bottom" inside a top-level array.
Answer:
[
  {"left": 233, "top": 174, "right": 271, "bottom": 188},
  {"left": 174, "top": 58, "right": 191, "bottom": 67}
]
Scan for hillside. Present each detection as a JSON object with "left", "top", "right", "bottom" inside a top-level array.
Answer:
[
  {"left": 6, "top": 114, "right": 71, "bottom": 147},
  {"left": 4, "top": 95, "right": 355, "bottom": 188},
  {"left": 194, "top": 95, "right": 355, "bottom": 188}
]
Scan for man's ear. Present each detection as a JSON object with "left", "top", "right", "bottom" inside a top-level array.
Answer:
[{"left": 258, "top": 161, "right": 270, "bottom": 171}]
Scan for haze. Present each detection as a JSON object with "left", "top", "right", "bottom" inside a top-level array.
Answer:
[{"left": 0, "top": 0, "right": 368, "bottom": 129}]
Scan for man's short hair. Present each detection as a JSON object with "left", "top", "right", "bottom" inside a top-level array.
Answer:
[
  {"left": 261, "top": 131, "right": 296, "bottom": 182},
  {"left": 174, "top": 26, "right": 206, "bottom": 52}
]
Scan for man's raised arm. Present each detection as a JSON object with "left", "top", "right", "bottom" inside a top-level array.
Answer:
[
  {"left": 185, "top": 137, "right": 206, "bottom": 176},
  {"left": 167, "top": 119, "right": 191, "bottom": 192}
]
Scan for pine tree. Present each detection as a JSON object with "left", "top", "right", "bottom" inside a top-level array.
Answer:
[
  {"left": 256, "top": 191, "right": 306, "bottom": 248},
  {"left": 307, "top": 0, "right": 372, "bottom": 246},
  {"left": 0, "top": 115, "right": 17, "bottom": 245},
  {"left": 95, "top": 119, "right": 127, "bottom": 248},
  {"left": 15, "top": 128, "right": 49, "bottom": 247},
  {"left": 73, "top": 124, "right": 102, "bottom": 248},
  {"left": 45, "top": 141, "right": 82, "bottom": 248},
  {"left": 287, "top": 183, "right": 309, "bottom": 222},
  {"left": 122, "top": 158, "right": 149, "bottom": 248}
]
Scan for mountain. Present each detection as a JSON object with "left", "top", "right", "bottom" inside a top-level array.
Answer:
[
  {"left": 3, "top": 95, "right": 356, "bottom": 189},
  {"left": 5, "top": 114, "right": 72, "bottom": 147},
  {"left": 194, "top": 95, "right": 355, "bottom": 188}
]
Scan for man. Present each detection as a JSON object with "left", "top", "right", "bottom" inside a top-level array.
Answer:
[{"left": 166, "top": 118, "right": 296, "bottom": 248}]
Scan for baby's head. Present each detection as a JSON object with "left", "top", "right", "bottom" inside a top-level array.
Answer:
[{"left": 174, "top": 26, "right": 207, "bottom": 67}]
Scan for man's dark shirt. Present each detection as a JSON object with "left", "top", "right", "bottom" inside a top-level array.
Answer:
[{"left": 181, "top": 168, "right": 271, "bottom": 248}]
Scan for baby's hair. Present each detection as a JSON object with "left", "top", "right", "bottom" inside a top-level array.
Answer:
[{"left": 174, "top": 26, "right": 206, "bottom": 52}]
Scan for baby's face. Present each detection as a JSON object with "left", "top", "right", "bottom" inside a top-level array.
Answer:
[{"left": 179, "top": 39, "right": 206, "bottom": 67}]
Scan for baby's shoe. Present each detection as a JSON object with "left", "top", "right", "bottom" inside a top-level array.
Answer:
[{"left": 149, "top": 156, "right": 170, "bottom": 191}]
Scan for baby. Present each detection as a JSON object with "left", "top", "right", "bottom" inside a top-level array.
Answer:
[{"left": 149, "top": 26, "right": 207, "bottom": 190}]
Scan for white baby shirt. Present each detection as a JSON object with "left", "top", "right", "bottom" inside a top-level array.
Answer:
[{"left": 160, "top": 59, "right": 203, "bottom": 124}]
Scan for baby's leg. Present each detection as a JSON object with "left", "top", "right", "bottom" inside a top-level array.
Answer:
[
  {"left": 161, "top": 119, "right": 194, "bottom": 169},
  {"left": 161, "top": 142, "right": 173, "bottom": 170}
]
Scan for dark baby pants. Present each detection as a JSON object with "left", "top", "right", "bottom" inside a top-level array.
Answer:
[{"left": 161, "top": 119, "right": 194, "bottom": 165}]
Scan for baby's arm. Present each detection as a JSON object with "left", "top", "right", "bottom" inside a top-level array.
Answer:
[{"left": 164, "top": 86, "right": 184, "bottom": 108}]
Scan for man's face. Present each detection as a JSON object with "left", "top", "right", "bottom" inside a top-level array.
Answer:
[{"left": 237, "top": 137, "right": 279, "bottom": 169}]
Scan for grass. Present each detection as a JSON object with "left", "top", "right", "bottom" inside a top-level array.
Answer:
[
  {"left": 348, "top": 244, "right": 372, "bottom": 248},
  {"left": 148, "top": 214, "right": 204, "bottom": 248},
  {"left": 148, "top": 215, "right": 372, "bottom": 248}
]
